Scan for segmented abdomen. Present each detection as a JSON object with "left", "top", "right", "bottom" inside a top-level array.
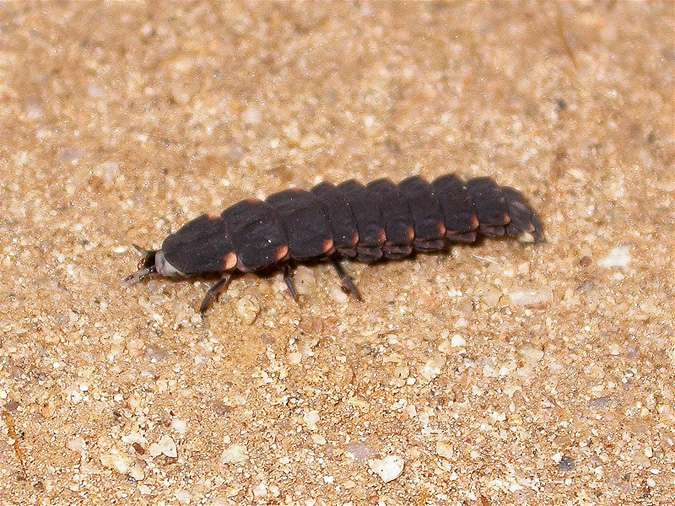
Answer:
[{"left": 161, "top": 174, "right": 543, "bottom": 274}]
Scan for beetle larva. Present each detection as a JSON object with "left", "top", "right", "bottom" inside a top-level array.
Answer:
[{"left": 125, "top": 174, "right": 543, "bottom": 313}]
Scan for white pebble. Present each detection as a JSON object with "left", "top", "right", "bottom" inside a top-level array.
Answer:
[
  {"left": 150, "top": 435, "right": 177, "bottom": 458},
  {"left": 221, "top": 444, "right": 248, "bottom": 465},
  {"left": 328, "top": 285, "right": 348, "bottom": 304},
  {"left": 421, "top": 355, "right": 446, "bottom": 381},
  {"left": 293, "top": 265, "right": 316, "bottom": 295},
  {"left": 172, "top": 418, "right": 187, "bottom": 434},
  {"left": 450, "top": 334, "right": 466, "bottom": 347},
  {"left": 287, "top": 351, "right": 302, "bottom": 365},
  {"left": 303, "top": 410, "right": 320, "bottom": 431},
  {"left": 175, "top": 490, "right": 191, "bottom": 504},
  {"left": 599, "top": 246, "right": 631, "bottom": 268},
  {"left": 436, "top": 441, "right": 454, "bottom": 460},
  {"left": 508, "top": 288, "right": 553, "bottom": 307},
  {"left": 311, "top": 434, "right": 327, "bottom": 445},
  {"left": 236, "top": 296, "right": 260, "bottom": 324},
  {"left": 518, "top": 343, "right": 544, "bottom": 364},
  {"left": 129, "top": 463, "right": 145, "bottom": 481},
  {"left": 67, "top": 437, "right": 86, "bottom": 453},
  {"left": 252, "top": 482, "right": 267, "bottom": 497},
  {"left": 100, "top": 448, "right": 132, "bottom": 475},
  {"left": 368, "top": 455, "right": 405, "bottom": 483}
]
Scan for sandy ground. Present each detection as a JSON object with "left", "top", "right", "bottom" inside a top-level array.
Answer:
[{"left": 0, "top": 1, "right": 673, "bottom": 505}]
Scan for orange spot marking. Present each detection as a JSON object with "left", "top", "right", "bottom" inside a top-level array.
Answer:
[
  {"left": 351, "top": 231, "right": 359, "bottom": 246},
  {"left": 437, "top": 222, "right": 446, "bottom": 236},
  {"left": 407, "top": 226, "right": 415, "bottom": 241},
  {"left": 223, "top": 252, "right": 237, "bottom": 270},
  {"left": 207, "top": 213, "right": 220, "bottom": 221},
  {"left": 502, "top": 212, "right": 511, "bottom": 225},
  {"left": 322, "top": 239, "right": 335, "bottom": 254},
  {"left": 470, "top": 213, "right": 479, "bottom": 230},
  {"left": 377, "top": 228, "right": 386, "bottom": 244},
  {"left": 275, "top": 244, "right": 289, "bottom": 262}
]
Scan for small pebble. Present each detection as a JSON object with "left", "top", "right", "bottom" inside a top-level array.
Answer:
[
  {"left": 221, "top": 444, "right": 248, "bottom": 465},
  {"left": 67, "top": 437, "right": 86, "bottom": 453},
  {"left": 175, "top": 490, "right": 191, "bottom": 504},
  {"left": 252, "top": 482, "right": 267, "bottom": 497},
  {"left": 303, "top": 410, "right": 320, "bottom": 431},
  {"left": 508, "top": 288, "right": 553, "bottom": 307},
  {"left": 311, "top": 434, "right": 327, "bottom": 445},
  {"left": 368, "top": 455, "right": 405, "bottom": 483},
  {"left": 172, "top": 418, "right": 187, "bottom": 434},
  {"left": 450, "top": 334, "right": 466, "bottom": 347},
  {"left": 100, "top": 448, "right": 130, "bottom": 474},
  {"left": 328, "top": 285, "right": 348, "bottom": 304},
  {"left": 436, "top": 441, "right": 454, "bottom": 460},
  {"left": 558, "top": 455, "right": 575, "bottom": 472},
  {"left": 518, "top": 343, "right": 544, "bottom": 364},
  {"left": 236, "top": 296, "right": 260, "bottom": 324},
  {"left": 293, "top": 265, "right": 316, "bottom": 295},
  {"left": 421, "top": 355, "right": 446, "bottom": 381},
  {"left": 100, "top": 447, "right": 144, "bottom": 479},
  {"left": 129, "top": 464, "right": 145, "bottom": 481},
  {"left": 287, "top": 351, "right": 302, "bottom": 365},
  {"left": 149, "top": 435, "right": 177, "bottom": 458},
  {"left": 599, "top": 246, "right": 631, "bottom": 268}
]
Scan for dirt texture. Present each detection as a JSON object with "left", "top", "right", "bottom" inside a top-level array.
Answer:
[{"left": 0, "top": 1, "right": 673, "bottom": 505}]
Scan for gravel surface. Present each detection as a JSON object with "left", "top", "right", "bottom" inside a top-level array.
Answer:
[{"left": 1, "top": 2, "right": 673, "bottom": 505}]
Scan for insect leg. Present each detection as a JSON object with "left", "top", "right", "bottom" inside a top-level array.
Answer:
[
  {"left": 199, "top": 273, "right": 235, "bottom": 314},
  {"left": 330, "top": 258, "right": 362, "bottom": 301},
  {"left": 283, "top": 264, "right": 299, "bottom": 303}
]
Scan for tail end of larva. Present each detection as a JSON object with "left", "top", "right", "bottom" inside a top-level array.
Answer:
[{"left": 500, "top": 187, "right": 545, "bottom": 244}]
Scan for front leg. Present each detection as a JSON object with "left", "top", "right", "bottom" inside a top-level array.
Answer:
[{"left": 200, "top": 273, "right": 236, "bottom": 314}]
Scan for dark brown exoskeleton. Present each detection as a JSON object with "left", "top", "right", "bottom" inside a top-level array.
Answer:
[{"left": 124, "top": 174, "right": 543, "bottom": 313}]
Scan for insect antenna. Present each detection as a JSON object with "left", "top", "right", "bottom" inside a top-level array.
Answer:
[{"left": 122, "top": 245, "right": 158, "bottom": 285}]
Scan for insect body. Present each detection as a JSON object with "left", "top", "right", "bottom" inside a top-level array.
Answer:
[{"left": 125, "top": 174, "right": 543, "bottom": 313}]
